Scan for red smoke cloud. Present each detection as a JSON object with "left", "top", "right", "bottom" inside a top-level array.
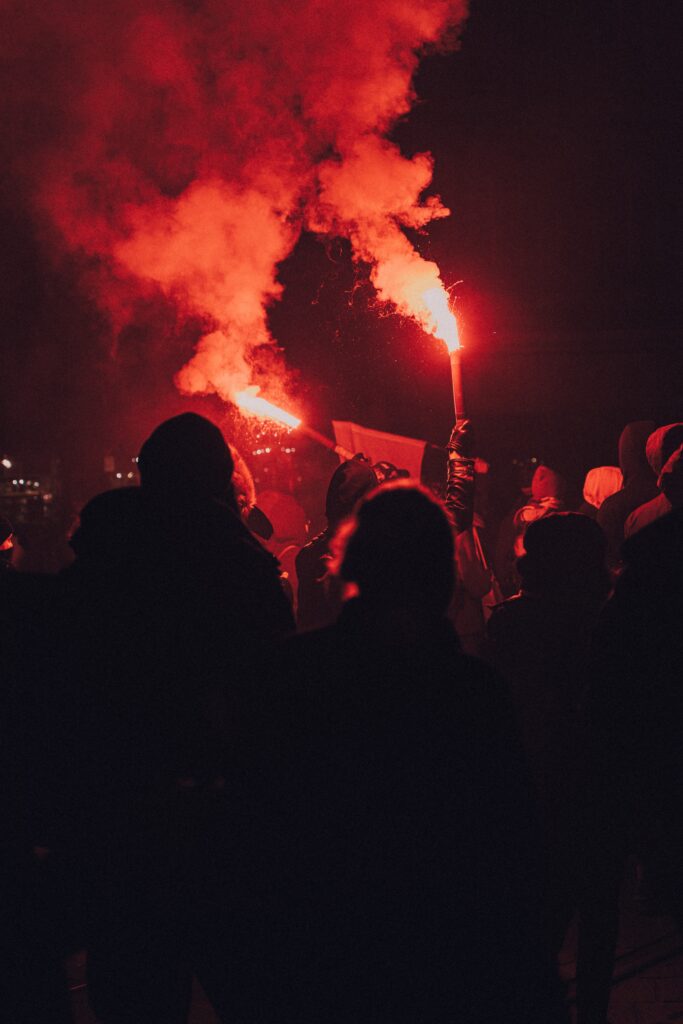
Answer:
[{"left": 1, "top": 0, "right": 466, "bottom": 406}]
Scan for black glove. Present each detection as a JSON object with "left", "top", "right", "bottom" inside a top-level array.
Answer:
[
  {"left": 445, "top": 420, "right": 475, "bottom": 533},
  {"left": 446, "top": 419, "right": 473, "bottom": 459}
]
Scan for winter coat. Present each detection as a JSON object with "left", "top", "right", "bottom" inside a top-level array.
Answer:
[
  {"left": 57, "top": 491, "right": 294, "bottom": 814},
  {"left": 246, "top": 599, "right": 567, "bottom": 1023}
]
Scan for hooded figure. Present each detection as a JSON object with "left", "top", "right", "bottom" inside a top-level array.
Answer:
[
  {"left": 579, "top": 466, "right": 623, "bottom": 518},
  {"left": 597, "top": 420, "right": 658, "bottom": 564},
  {"left": 512, "top": 465, "right": 567, "bottom": 557},
  {"left": 624, "top": 423, "right": 683, "bottom": 538},
  {"left": 295, "top": 456, "right": 377, "bottom": 631}
]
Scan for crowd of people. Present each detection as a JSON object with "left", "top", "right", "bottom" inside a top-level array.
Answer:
[{"left": 1, "top": 411, "right": 682, "bottom": 1024}]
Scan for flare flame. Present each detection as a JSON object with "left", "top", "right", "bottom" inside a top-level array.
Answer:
[
  {"left": 234, "top": 387, "right": 301, "bottom": 430},
  {"left": 421, "top": 286, "right": 460, "bottom": 353}
]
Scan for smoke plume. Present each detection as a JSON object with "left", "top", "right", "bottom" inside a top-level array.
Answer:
[{"left": 1, "top": 0, "right": 466, "bottom": 408}]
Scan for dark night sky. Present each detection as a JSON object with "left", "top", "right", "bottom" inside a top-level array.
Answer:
[{"left": 1, "top": 0, "right": 681, "bottom": 496}]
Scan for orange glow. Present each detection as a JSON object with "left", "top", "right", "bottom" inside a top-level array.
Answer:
[
  {"left": 234, "top": 386, "right": 301, "bottom": 429},
  {"left": 421, "top": 286, "right": 460, "bottom": 352}
]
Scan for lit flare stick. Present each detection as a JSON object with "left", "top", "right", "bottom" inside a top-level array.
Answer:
[
  {"left": 234, "top": 388, "right": 354, "bottom": 460},
  {"left": 422, "top": 286, "right": 464, "bottom": 421}
]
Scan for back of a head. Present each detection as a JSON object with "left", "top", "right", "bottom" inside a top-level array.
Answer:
[
  {"left": 618, "top": 420, "right": 656, "bottom": 480},
  {"left": 138, "top": 413, "right": 235, "bottom": 504},
  {"left": 531, "top": 464, "right": 566, "bottom": 502},
  {"left": 518, "top": 512, "right": 610, "bottom": 604},
  {"left": 337, "top": 481, "right": 455, "bottom": 614}
]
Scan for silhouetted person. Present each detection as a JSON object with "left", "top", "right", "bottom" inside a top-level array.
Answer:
[
  {"left": 576, "top": 502, "right": 683, "bottom": 1024},
  {"left": 295, "top": 455, "right": 377, "bottom": 631},
  {"left": 485, "top": 513, "right": 611, "bottom": 955},
  {"left": 257, "top": 483, "right": 566, "bottom": 1022},
  {"left": 596, "top": 421, "right": 657, "bottom": 567},
  {"left": 60, "top": 413, "right": 294, "bottom": 1024},
  {"left": 625, "top": 422, "right": 683, "bottom": 537}
]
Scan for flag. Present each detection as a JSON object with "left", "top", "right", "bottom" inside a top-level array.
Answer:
[{"left": 332, "top": 421, "right": 427, "bottom": 480}]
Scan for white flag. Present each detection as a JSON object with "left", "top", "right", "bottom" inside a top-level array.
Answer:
[{"left": 332, "top": 421, "right": 427, "bottom": 480}]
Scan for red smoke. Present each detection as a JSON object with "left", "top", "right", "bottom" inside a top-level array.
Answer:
[{"left": 1, "top": 0, "right": 467, "bottom": 406}]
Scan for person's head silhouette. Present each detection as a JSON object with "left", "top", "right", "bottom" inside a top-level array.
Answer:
[
  {"left": 335, "top": 481, "right": 455, "bottom": 615},
  {"left": 138, "top": 413, "right": 235, "bottom": 506}
]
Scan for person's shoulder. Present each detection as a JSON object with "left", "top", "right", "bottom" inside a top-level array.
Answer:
[
  {"left": 596, "top": 489, "right": 625, "bottom": 531},
  {"left": 624, "top": 492, "right": 669, "bottom": 537}
]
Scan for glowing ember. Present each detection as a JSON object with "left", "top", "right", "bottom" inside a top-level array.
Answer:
[
  {"left": 421, "top": 286, "right": 460, "bottom": 353},
  {"left": 234, "top": 387, "right": 301, "bottom": 429}
]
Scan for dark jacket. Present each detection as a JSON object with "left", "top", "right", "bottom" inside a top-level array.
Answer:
[
  {"left": 58, "top": 491, "right": 294, "bottom": 811},
  {"left": 588, "top": 506, "right": 683, "bottom": 833},
  {"left": 486, "top": 593, "right": 591, "bottom": 805},
  {"left": 249, "top": 599, "right": 566, "bottom": 1022}
]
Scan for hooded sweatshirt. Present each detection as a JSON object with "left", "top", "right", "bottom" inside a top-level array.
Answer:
[
  {"left": 512, "top": 466, "right": 566, "bottom": 555},
  {"left": 625, "top": 423, "right": 683, "bottom": 538},
  {"left": 582, "top": 466, "right": 623, "bottom": 512},
  {"left": 597, "top": 421, "right": 658, "bottom": 564}
]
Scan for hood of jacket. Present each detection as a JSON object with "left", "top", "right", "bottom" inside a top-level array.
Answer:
[{"left": 645, "top": 423, "right": 683, "bottom": 478}]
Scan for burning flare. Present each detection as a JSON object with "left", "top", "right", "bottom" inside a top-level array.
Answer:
[{"left": 234, "top": 387, "right": 301, "bottom": 430}]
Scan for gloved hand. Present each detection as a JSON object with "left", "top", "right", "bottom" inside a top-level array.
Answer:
[
  {"left": 447, "top": 419, "right": 473, "bottom": 459},
  {"left": 445, "top": 420, "right": 475, "bottom": 533}
]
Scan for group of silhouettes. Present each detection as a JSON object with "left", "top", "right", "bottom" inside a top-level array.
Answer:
[{"left": 1, "top": 411, "right": 683, "bottom": 1024}]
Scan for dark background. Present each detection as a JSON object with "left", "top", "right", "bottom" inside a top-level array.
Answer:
[{"left": 1, "top": 0, "right": 681, "bottom": 504}]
